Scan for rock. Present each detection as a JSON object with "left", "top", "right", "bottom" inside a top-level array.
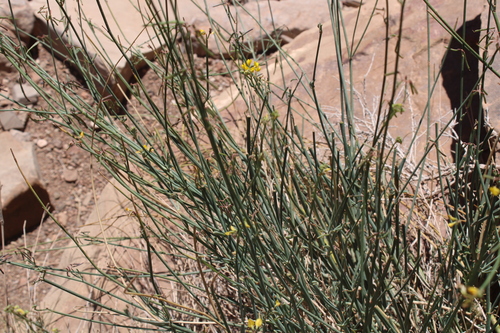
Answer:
[
  {"left": 0, "top": 131, "right": 50, "bottom": 241},
  {"left": 9, "top": 129, "right": 30, "bottom": 142},
  {"left": 0, "top": 0, "right": 33, "bottom": 72},
  {"left": 190, "top": 0, "right": 332, "bottom": 58},
  {"left": 62, "top": 168, "right": 78, "bottom": 183},
  {"left": 54, "top": 211, "right": 68, "bottom": 227},
  {"left": 0, "top": 0, "right": 35, "bottom": 42},
  {"left": 11, "top": 83, "right": 39, "bottom": 105},
  {"left": 28, "top": 0, "right": 218, "bottom": 105},
  {"left": 481, "top": 4, "right": 500, "bottom": 132},
  {"left": 40, "top": 180, "right": 176, "bottom": 332},
  {"left": 0, "top": 95, "right": 10, "bottom": 107},
  {"left": 35, "top": 138, "right": 48, "bottom": 148},
  {"left": 26, "top": 0, "right": 305, "bottom": 103},
  {"left": 213, "top": 0, "right": 486, "bottom": 162},
  {"left": 0, "top": 111, "right": 25, "bottom": 130}
]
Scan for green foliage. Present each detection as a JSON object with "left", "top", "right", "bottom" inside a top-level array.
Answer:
[{"left": 1, "top": 0, "right": 500, "bottom": 332}]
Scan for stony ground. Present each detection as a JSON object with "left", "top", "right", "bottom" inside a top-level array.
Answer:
[
  {"left": 0, "top": 40, "right": 232, "bottom": 330},
  {"left": 0, "top": 46, "right": 110, "bottom": 330}
]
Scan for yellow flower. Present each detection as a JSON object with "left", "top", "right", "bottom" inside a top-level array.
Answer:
[
  {"left": 248, "top": 318, "right": 262, "bottom": 329},
  {"left": 490, "top": 186, "right": 500, "bottom": 196},
  {"left": 136, "top": 144, "right": 153, "bottom": 154},
  {"left": 73, "top": 131, "right": 84, "bottom": 139},
  {"left": 241, "top": 59, "right": 261, "bottom": 74},
  {"left": 275, "top": 299, "right": 281, "bottom": 307},
  {"left": 447, "top": 215, "right": 463, "bottom": 227},
  {"left": 197, "top": 29, "right": 206, "bottom": 36},
  {"left": 460, "top": 285, "right": 483, "bottom": 298},
  {"left": 225, "top": 226, "right": 237, "bottom": 236},
  {"left": 12, "top": 305, "right": 27, "bottom": 316}
]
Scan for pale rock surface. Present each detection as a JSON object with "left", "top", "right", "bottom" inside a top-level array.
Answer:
[
  {"left": 0, "top": 111, "right": 25, "bottom": 130},
  {"left": 27, "top": 0, "right": 330, "bottom": 103},
  {"left": 213, "top": 0, "right": 486, "bottom": 163},
  {"left": 0, "top": 95, "right": 10, "bottom": 107},
  {"left": 41, "top": 180, "right": 176, "bottom": 332},
  {"left": 9, "top": 128, "right": 30, "bottom": 142},
  {"left": 189, "top": 0, "right": 332, "bottom": 57},
  {"left": 0, "top": 0, "right": 34, "bottom": 72},
  {"left": 481, "top": 4, "right": 500, "bottom": 132},
  {"left": 62, "top": 167, "right": 78, "bottom": 183},
  {"left": 0, "top": 0, "right": 34, "bottom": 41},
  {"left": 0, "top": 131, "right": 50, "bottom": 240},
  {"left": 28, "top": 0, "right": 221, "bottom": 103},
  {"left": 11, "top": 83, "right": 39, "bottom": 105}
]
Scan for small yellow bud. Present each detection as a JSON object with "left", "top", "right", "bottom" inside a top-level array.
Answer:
[
  {"left": 225, "top": 226, "right": 237, "bottom": 236},
  {"left": 460, "top": 285, "right": 483, "bottom": 298},
  {"left": 248, "top": 318, "right": 262, "bottom": 328},
  {"left": 12, "top": 305, "right": 27, "bottom": 316},
  {"left": 490, "top": 186, "right": 500, "bottom": 196}
]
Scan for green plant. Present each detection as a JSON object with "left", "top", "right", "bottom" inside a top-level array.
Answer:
[{"left": 1, "top": 0, "right": 500, "bottom": 331}]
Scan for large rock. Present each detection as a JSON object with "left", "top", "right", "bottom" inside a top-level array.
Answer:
[
  {"left": 26, "top": 0, "right": 331, "bottom": 104},
  {"left": 213, "top": 0, "right": 487, "bottom": 162},
  {"left": 189, "top": 0, "right": 332, "bottom": 57},
  {"left": 481, "top": 4, "right": 500, "bottom": 132},
  {"left": 0, "top": 0, "right": 35, "bottom": 72},
  {"left": 0, "top": 0, "right": 35, "bottom": 41},
  {"left": 28, "top": 0, "right": 221, "bottom": 104},
  {"left": 0, "top": 130, "right": 50, "bottom": 241},
  {"left": 41, "top": 180, "right": 176, "bottom": 332}
]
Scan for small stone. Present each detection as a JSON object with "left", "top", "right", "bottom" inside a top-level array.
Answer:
[
  {"left": 36, "top": 139, "right": 48, "bottom": 148},
  {"left": 88, "top": 121, "right": 100, "bottom": 130},
  {"left": 54, "top": 211, "right": 68, "bottom": 226},
  {"left": 52, "top": 139, "right": 63, "bottom": 149},
  {"left": 82, "top": 192, "right": 92, "bottom": 206},
  {"left": 63, "top": 168, "right": 78, "bottom": 183},
  {"left": 9, "top": 129, "right": 31, "bottom": 142},
  {"left": 0, "top": 111, "right": 25, "bottom": 130},
  {"left": 11, "top": 83, "right": 39, "bottom": 105}
]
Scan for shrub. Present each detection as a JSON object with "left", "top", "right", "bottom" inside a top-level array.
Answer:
[{"left": 1, "top": 0, "right": 500, "bottom": 331}]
